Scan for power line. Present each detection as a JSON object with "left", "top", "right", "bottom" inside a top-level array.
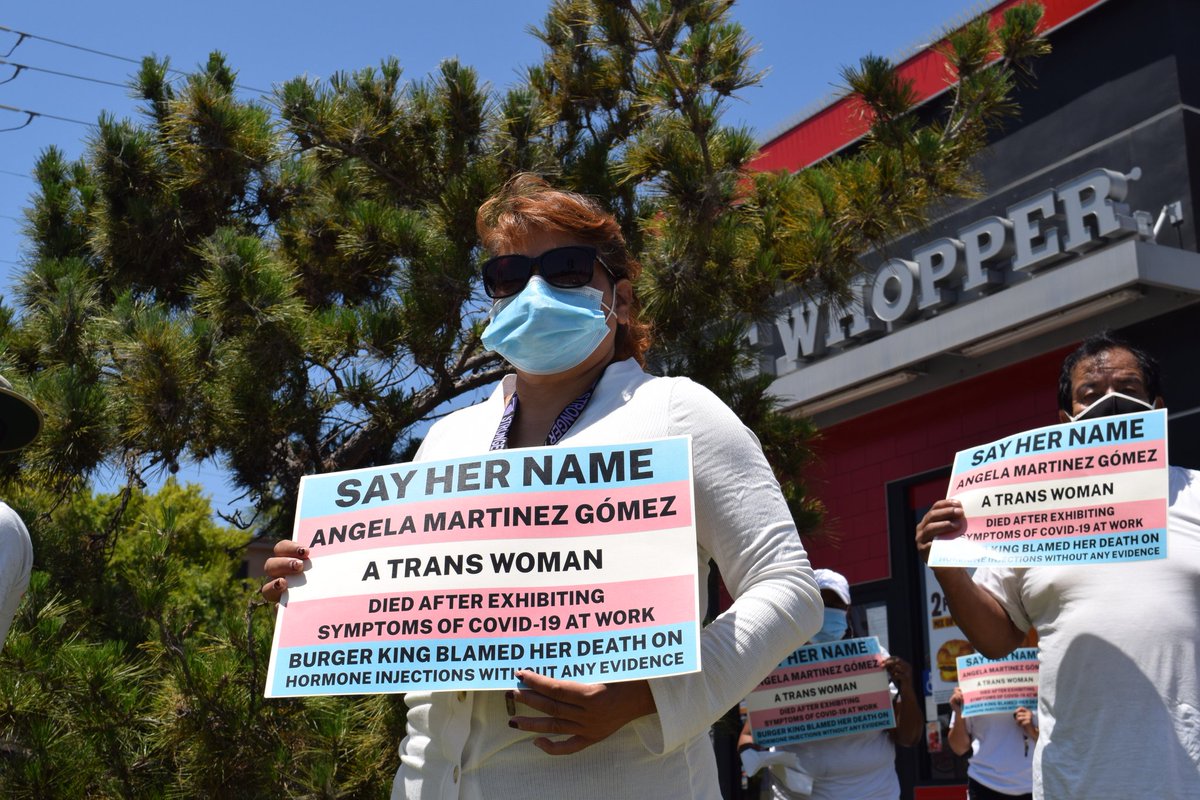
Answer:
[
  {"left": 0, "top": 169, "right": 31, "bottom": 180},
  {"left": 0, "top": 57, "right": 128, "bottom": 89},
  {"left": 0, "top": 102, "right": 95, "bottom": 131},
  {"left": 0, "top": 24, "right": 269, "bottom": 94},
  {"left": 0, "top": 24, "right": 136, "bottom": 64}
]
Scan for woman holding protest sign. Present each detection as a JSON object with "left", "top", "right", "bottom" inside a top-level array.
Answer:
[
  {"left": 948, "top": 686, "right": 1037, "bottom": 800},
  {"left": 737, "top": 568, "right": 923, "bottom": 800},
  {"left": 262, "top": 173, "right": 822, "bottom": 799}
]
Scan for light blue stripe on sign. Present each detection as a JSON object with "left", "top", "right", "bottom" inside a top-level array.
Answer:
[
  {"left": 755, "top": 708, "right": 896, "bottom": 747},
  {"left": 269, "top": 622, "right": 698, "bottom": 697},
  {"left": 299, "top": 437, "right": 693, "bottom": 519},
  {"left": 952, "top": 409, "right": 1166, "bottom": 473},
  {"left": 964, "top": 698, "right": 1038, "bottom": 717}
]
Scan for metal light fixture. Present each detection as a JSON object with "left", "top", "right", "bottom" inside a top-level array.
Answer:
[
  {"left": 799, "top": 370, "right": 924, "bottom": 416},
  {"left": 958, "top": 289, "right": 1142, "bottom": 358}
]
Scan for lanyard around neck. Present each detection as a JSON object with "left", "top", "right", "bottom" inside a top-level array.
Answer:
[{"left": 490, "top": 375, "right": 603, "bottom": 451}]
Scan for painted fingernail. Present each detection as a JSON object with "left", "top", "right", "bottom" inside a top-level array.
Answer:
[
  {"left": 291, "top": 560, "right": 303, "bottom": 571},
  {"left": 275, "top": 579, "right": 285, "bottom": 590},
  {"left": 505, "top": 691, "right": 516, "bottom": 716},
  {"left": 296, "top": 547, "right": 308, "bottom": 557}
]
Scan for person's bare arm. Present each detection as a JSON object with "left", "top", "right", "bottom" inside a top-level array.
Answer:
[
  {"left": 916, "top": 500, "right": 1025, "bottom": 658},
  {"left": 885, "top": 656, "right": 923, "bottom": 747},
  {"left": 738, "top": 718, "right": 760, "bottom": 752},
  {"left": 1014, "top": 706, "right": 1039, "bottom": 741},
  {"left": 946, "top": 688, "right": 971, "bottom": 756}
]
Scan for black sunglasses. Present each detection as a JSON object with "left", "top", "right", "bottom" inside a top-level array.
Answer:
[{"left": 481, "top": 245, "right": 615, "bottom": 299}]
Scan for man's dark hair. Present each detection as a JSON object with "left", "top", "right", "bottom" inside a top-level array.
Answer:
[{"left": 1057, "top": 331, "right": 1163, "bottom": 413}]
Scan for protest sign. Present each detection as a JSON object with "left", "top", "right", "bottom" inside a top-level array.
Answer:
[
  {"left": 957, "top": 647, "right": 1039, "bottom": 717},
  {"left": 265, "top": 437, "right": 700, "bottom": 697},
  {"left": 745, "top": 636, "right": 895, "bottom": 747},
  {"left": 929, "top": 409, "right": 1169, "bottom": 567}
]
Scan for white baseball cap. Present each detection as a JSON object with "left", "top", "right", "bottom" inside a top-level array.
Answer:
[{"left": 814, "top": 568, "right": 851, "bottom": 606}]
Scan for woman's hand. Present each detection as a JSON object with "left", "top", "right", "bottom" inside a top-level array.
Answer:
[
  {"left": 506, "top": 671, "right": 656, "bottom": 755},
  {"left": 260, "top": 540, "right": 309, "bottom": 602},
  {"left": 883, "top": 655, "right": 913, "bottom": 689},
  {"left": 950, "top": 686, "right": 964, "bottom": 713},
  {"left": 1014, "top": 706, "right": 1039, "bottom": 739},
  {"left": 884, "top": 656, "right": 923, "bottom": 747}
]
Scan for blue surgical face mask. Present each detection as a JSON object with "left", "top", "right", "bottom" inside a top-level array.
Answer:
[
  {"left": 1070, "top": 391, "right": 1155, "bottom": 422},
  {"left": 481, "top": 275, "right": 615, "bottom": 375},
  {"left": 810, "top": 609, "right": 849, "bottom": 644}
]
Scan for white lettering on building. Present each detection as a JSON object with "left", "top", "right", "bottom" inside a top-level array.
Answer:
[{"left": 772, "top": 167, "right": 1145, "bottom": 375}]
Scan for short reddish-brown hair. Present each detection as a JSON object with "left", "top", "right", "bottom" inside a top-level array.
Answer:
[{"left": 476, "top": 173, "right": 652, "bottom": 365}]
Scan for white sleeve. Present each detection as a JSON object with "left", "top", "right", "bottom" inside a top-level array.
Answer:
[
  {"left": 635, "top": 379, "right": 822, "bottom": 754},
  {"left": 0, "top": 504, "right": 32, "bottom": 647}
]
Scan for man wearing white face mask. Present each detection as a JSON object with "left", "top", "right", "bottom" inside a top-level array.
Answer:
[
  {"left": 915, "top": 332, "right": 1200, "bottom": 800},
  {"left": 738, "top": 568, "right": 922, "bottom": 800}
]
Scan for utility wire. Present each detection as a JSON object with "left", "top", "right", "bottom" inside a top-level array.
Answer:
[
  {"left": 0, "top": 24, "right": 269, "bottom": 94},
  {"left": 0, "top": 24, "right": 135, "bottom": 65},
  {"left": 0, "top": 28, "right": 24, "bottom": 58},
  {"left": 0, "top": 169, "right": 31, "bottom": 179},
  {"left": 0, "top": 57, "right": 128, "bottom": 88},
  {"left": 0, "top": 102, "right": 95, "bottom": 130}
]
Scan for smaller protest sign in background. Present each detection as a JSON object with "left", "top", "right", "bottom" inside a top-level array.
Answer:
[
  {"left": 957, "top": 647, "right": 1038, "bottom": 717},
  {"left": 745, "top": 636, "right": 895, "bottom": 747},
  {"left": 930, "top": 409, "right": 1169, "bottom": 568},
  {"left": 265, "top": 437, "right": 701, "bottom": 697},
  {"left": 923, "top": 562, "right": 975, "bottom": 715}
]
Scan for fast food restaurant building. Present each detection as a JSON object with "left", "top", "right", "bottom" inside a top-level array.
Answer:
[{"left": 747, "top": 0, "right": 1200, "bottom": 794}]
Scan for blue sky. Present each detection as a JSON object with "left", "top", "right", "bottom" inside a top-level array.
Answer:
[{"left": 0, "top": 0, "right": 987, "bottom": 516}]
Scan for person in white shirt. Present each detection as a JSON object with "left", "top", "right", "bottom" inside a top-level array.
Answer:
[
  {"left": 947, "top": 685, "right": 1036, "bottom": 799},
  {"left": 0, "top": 375, "right": 42, "bottom": 646},
  {"left": 738, "top": 568, "right": 923, "bottom": 799},
  {"left": 915, "top": 332, "right": 1200, "bottom": 799},
  {"left": 264, "top": 174, "right": 822, "bottom": 799}
]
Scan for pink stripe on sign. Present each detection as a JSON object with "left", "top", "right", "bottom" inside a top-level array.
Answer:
[
  {"left": 958, "top": 661, "right": 1038, "bottom": 681},
  {"left": 961, "top": 498, "right": 1166, "bottom": 543},
  {"left": 951, "top": 442, "right": 1165, "bottom": 493},
  {"left": 852, "top": 688, "right": 894, "bottom": 713},
  {"left": 276, "top": 574, "right": 696, "bottom": 648},
  {"left": 750, "top": 688, "right": 893, "bottom": 729},
  {"left": 758, "top": 654, "right": 883, "bottom": 690},
  {"left": 965, "top": 686, "right": 1038, "bottom": 704},
  {"left": 298, "top": 481, "right": 693, "bottom": 557}
]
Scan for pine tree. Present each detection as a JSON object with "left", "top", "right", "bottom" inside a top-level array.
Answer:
[{"left": 6, "top": 2, "right": 1047, "bottom": 539}]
